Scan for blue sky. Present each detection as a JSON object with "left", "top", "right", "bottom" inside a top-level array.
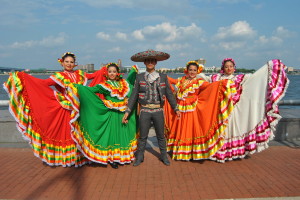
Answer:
[{"left": 0, "top": 0, "right": 299, "bottom": 70}]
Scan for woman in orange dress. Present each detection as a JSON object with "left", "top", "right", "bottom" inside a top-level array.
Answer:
[{"left": 164, "top": 61, "right": 236, "bottom": 161}]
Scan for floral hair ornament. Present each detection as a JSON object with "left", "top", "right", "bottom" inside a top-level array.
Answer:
[
  {"left": 104, "top": 62, "right": 123, "bottom": 80},
  {"left": 105, "top": 62, "right": 119, "bottom": 69},
  {"left": 57, "top": 52, "right": 76, "bottom": 64},
  {"left": 221, "top": 58, "right": 236, "bottom": 74},
  {"left": 184, "top": 60, "right": 203, "bottom": 74}
]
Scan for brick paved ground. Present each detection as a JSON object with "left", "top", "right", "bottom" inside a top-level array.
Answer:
[{"left": 0, "top": 146, "right": 300, "bottom": 200}]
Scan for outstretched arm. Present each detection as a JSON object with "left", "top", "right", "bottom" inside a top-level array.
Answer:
[
  {"left": 167, "top": 76, "right": 178, "bottom": 85},
  {"left": 126, "top": 65, "right": 138, "bottom": 86},
  {"left": 167, "top": 76, "right": 178, "bottom": 92},
  {"left": 87, "top": 67, "right": 107, "bottom": 86},
  {"left": 197, "top": 73, "right": 211, "bottom": 82}
]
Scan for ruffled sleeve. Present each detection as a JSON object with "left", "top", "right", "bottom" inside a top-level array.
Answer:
[{"left": 126, "top": 65, "right": 138, "bottom": 86}]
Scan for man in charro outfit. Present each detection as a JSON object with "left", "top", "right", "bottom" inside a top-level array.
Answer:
[{"left": 122, "top": 49, "right": 180, "bottom": 166}]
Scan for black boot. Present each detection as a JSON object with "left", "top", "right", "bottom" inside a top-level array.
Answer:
[
  {"left": 110, "top": 162, "right": 118, "bottom": 169},
  {"left": 133, "top": 151, "right": 144, "bottom": 167},
  {"left": 133, "top": 159, "right": 144, "bottom": 166},
  {"left": 160, "top": 151, "right": 170, "bottom": 166}
]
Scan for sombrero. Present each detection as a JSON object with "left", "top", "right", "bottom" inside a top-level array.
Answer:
[{"left": 131, "top": 49, "right": 170, "bottom": 62}]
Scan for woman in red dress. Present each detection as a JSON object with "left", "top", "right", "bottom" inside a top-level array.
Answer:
[{"left": 4, "top": 52, "right": 102, "bottom": 167}]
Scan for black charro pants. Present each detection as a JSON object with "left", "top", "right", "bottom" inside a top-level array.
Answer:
[{"left": 136, "top": 109, "right": 167, "bottom": 160}]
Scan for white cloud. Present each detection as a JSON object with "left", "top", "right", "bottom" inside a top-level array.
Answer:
[
  {"left": 274, "top": 26, "right": 296, "bottom": 38},
  {"left": 211, "top": 21, "right": 256, "bottom": 50},
  {"left": 214, "top": 21, "right": 256, "bottom": 40},
  {"left": 256, "top": 35, "right": 282, "bottom": 45},
  {"left": 222, "top": 41, "right": 246, "bottom": 50},
  {"left": 96, "top": 32, "right": 128, "bottom": 41},
  {"left": 10, "top": 41, "right": 37, "bottom": 49},
  {"left": 97, "top": 22, "right": 204, "bottom": 44},
  {"left": 115, "top": 32, "right": 128, "bottom": 41},
  {"left": 212, "top": 41, "right": 246, "bottom": 50},
  {"left": 96, "top": 32, "right": 111, "bottom": 40},
  {"left": 254, "top": 26, "right": 295, "bottom": 47},
  {"left": 178, "top": 23, "right": 206, "bottom": 42},
  {"left": 9, "top": 33, "right": 67, "bottom": 49},
  {"left": 132, "top": 30, "right": 145, "bottom": 40},
  {"left": 132, "top": 22, "right": 204, "bottom": 42},
  {"left": 155, "top": 43, "right": 190, "bottom": 51},
  {"left": 39, "top": 33, "right": 67, "bottom": 47}
]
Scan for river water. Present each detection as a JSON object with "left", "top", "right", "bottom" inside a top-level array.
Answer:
[{"left": 0, "top": 74, "right": 299, "bottom": 108}]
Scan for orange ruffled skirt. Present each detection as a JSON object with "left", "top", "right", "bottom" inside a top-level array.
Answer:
[{"left": 165, "top": 80, "right": 235, "bottom": 160}]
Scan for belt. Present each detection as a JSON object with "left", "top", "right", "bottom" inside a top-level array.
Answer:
[{"left": 141, "top": 104, "right": 161, "bottom": 109}]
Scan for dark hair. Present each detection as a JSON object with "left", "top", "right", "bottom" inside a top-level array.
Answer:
[
  {"left": 106, "top": 63, "right": 122, "bottom": 81},
  {"left": 186, "top": 63, "right": 199, "bottom": 70},
  {"left": 107, "top": 63, "right": 120, "bottom": 73},
  {"left": 62, "top": 53, "right": 76, "bottom": 62},
  {"left": 220, "top": 58, "right": 236, "bottom": 74},
  {"left": 222, "top": 60, "right": 234, "bottom": 67}
]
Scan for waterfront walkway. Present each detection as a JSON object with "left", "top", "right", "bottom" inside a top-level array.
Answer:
[
  {"left": 1, "top": 142, "right": 300, "bottom": 199},
  {"left": 0, "top": 109, "right": 300, "bottom": 200}
]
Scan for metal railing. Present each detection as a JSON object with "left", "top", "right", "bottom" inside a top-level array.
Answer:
[
  {"left": 278, "top": 100, "right": 300, "bottom": 105},
  {"left": 1, "top": 100, "right": 300, "bottom": 106},
  {"left": 0, "top": 100, "right": 9, "bottom": 106}
]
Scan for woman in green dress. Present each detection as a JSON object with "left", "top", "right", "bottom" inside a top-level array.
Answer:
[{"left": 68, "top": 63, "right": 138, "bottom": 169}]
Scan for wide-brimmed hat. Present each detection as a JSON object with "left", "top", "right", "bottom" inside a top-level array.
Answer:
[{"left": 131, "top": 49, "right": 170, "bottom": 62}]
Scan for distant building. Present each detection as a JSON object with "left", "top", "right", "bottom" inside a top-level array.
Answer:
[
  {"left": 86, "top": 64, "right": 94, "bottom": 72},
  {"left": 287, "top": 67, "right": 294, "bottom": 72},
  {"left": 77, "top": 64, "right": 94, "bottom": 72},
  {"left": 159, "top": 68, "right": 172, "bottom": 72},
  {"left": 293, "top": 68, "right": 300, "bottom": 73},
  {"left": 122, "top": 65, "right": 132, "bottom": 73},
  {"left": 196, "top": 58, "right": 206, "bottom": 65},
  {"left": 117, "top": 59, "right": 122, "bottom": 68},
  {"left": 286, "top": 66, "right": 300, "bottom": 74},
  {"left": 122, "top": 65, "right": 146, "bottom": 73},
  {"left": 204, "top": 66, "right": 216, "bottom": 71},
  {"left": 203, "top": 66, "right": 221, "bottom": 73}
]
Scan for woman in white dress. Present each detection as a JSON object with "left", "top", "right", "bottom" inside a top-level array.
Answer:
[{"left": 199, "top": 58, "right": 289, "bottom": 162}]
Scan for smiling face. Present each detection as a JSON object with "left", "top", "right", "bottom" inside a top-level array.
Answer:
[
  {"left": 187, "top": 64, "right": 198, "bottom": 79},
  {"left": 223, "top": 61, "right": 235, "bottom": 75},
  {"left": 61, "top": 56, "right": 76, "bottom": 72},
  {"left": 107, "top": 65, "right": 118, "bottom": 80}
]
